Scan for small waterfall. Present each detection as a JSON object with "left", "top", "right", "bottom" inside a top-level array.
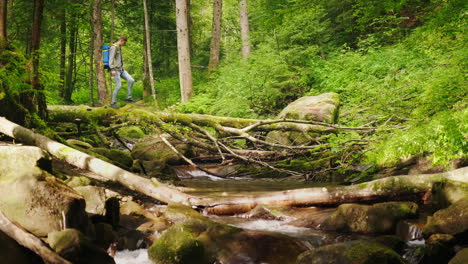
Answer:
[{"left": 114, "top": 249, "right": 153, "bottom": 264}]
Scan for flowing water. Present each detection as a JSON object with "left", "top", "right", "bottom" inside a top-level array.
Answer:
[{"left": 114, "top": 166, "right": 423, "bottom": 264}]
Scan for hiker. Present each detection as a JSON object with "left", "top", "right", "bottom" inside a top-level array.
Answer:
[{"left": 109, "top": 35, "right": 136, "bottom": 109}]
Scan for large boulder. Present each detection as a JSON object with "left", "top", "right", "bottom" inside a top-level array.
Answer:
[
  {"left": 266, "top": 93, "right": 340, "bottom": 146},
  {"left": 320, "top": 202, "right": 418, "bottom": 234},
  {"left": 423, "top": 198, "right": 468, "bottom": 236},
  {"left": 0, "top": 146, "right": 88, "bottom": 237},
  {"left": 296, "top": 240, "right": 406, "bottom": 264},
  {"left": 149, "top": 204, "right": 308, "bottom": 264},
  {"left": 449, "top": 248, "right": 468, "bottom": 264},
  {"left": 47, "top": 228, "right": 115, "bottom": 264}
]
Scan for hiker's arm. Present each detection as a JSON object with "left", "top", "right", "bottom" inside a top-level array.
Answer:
[{"left": 109, "top": 46, "right": 116, "bottom": 71}]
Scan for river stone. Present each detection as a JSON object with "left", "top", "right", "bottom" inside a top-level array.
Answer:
[
  {"left": 0, "top": 231, "right": 43, "bottom": 264},
  {"left": 320, "top": 202, "right": 418, "bottom": 234},
  {"left": 423, "top": 198, "right": 468, "bottom": 236},
  {"left": 47, "top": 228, "right": 115, "bottom": 264},
  {"left": 149, "top": 204, "right": 308, "bottom": 264},
  {"left": 0, "top": 146, "right": 88, "bottom": 237},
  {"left": 296, "top": 240, "right": 406, "bottom": 264},
  {"left": 74, "top": 186, "right": 120, "bottom": 227}
]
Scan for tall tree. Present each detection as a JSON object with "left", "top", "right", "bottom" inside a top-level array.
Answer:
[
  {"left": 23, "top": 0, "right": 47, "bottom": 119},
  {"left": 59, "top": 6, "right": 67, "bottom": 98},
  {"left": 64, "top": 5, "right": 78, "bottom": 103},
  {"left": 110, "top": 0, "right": 115, "bottom": 43},
  {"left": 208, "top": 0, "right": 222, "bottom": 70},
  {"left": 239, "top": 0, "right": 251, "bottom": 59},
  {"left": 89, "top": 26, "right": 95, "bottom": 106},
  {"left": 143, "top": 0, "right": 156, "bottom": 101},
  {"left": 0, "top": 0, "right": 6, "bottom": 40},
  {"left": 91, "top": 0, "right": 107, "bottom": 105},
  {"left": 175, "top": 0, "right": 193, "bottom": 103}
]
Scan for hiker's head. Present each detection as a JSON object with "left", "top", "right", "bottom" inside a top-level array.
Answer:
[{"left": 118, "top": 35, "right": 128, "bottom": 46}]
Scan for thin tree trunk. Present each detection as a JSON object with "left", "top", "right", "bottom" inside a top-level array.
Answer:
[
  {"left": 143, "top": 0, "right": 156, "bottom": 101},
  {"left": 24, "top": 0, "right": 47, "bottom": 119},
  {"left": 176, "top": 0, "right": 193, "bottom": 103},
  {"left": 110, "top": 0, "right": 115, "bottom": 43},
  {"left": 91, "top": 0, "right": 107, "bottom": 106},
  {"left": 0, "top": 212, "right": 72, "bottom": 264},
  {"left": 59, "top": 8, "right": 66, "bottom": 97},
  {"left": 208, "top": 0, "right": 222, "bottom": 71},
  {"left": 239, "top": 0, "right": 251, "bottom": 59},
  {"left": 142, "top": 33, "right": 150, "bottom": 97},
  {"left": 64, "top": 13, "right": 77, "bottom": 103},
  {"left": 89, "top": 29, "right": 95, "bottom": 106},
  {"left": 0, "top": 0, "right": 7, "bottom": 39}
]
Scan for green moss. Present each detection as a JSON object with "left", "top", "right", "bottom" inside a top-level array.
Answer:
[
  {"left": 344, "top": 241, "right": 405, "bottom": 264},
  {"left": 117, "top": 126, "right": 146, "bottom": 139},
  {"left": 91, "top": 148, "right": 133, "bottom": 169},
  {"left": 148, "top": 222, "right": 205, "bottom": 264}
]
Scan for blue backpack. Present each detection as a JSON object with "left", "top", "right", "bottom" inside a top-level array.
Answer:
[{"left": 102, "top": 44, "right": 111, "bottom": 69}]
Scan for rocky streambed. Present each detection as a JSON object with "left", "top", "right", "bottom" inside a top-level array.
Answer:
[{"left": 1, "top": 143, "right": 467, "bottom": 264}]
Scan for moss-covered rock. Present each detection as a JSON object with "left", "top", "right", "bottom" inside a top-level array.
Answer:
[
  {"left": 0, "top": 146, "right": 88, "bottom": 237},
  {"left": 47, "top": 229, "right": 115, "bottom": 264},
  {"left": 65, "top": 176, "right": 92, "bottom": 188},
  {"left": 90, "top": 148, "right": 133, "bottom": 170},
  {"left": 149, "top": 204, "right": 308, "bottom": 264},
  {"left": 423, "top": 198, "right": 468, "bottom": 236},
  {"left": 116, "top": 126, "right": 146, "bottom": 140},
  {"left": 278, "top": 93, "right": 340, "bottom": 123},
  {"left": 296, "top": 240, "right": 406, "bottom": 264},
  {"left": 320, "top": 202, "right": 418, "bottom": 234},
  {"left": 0, "top": 231, "right": 43, "bottom": 264}
]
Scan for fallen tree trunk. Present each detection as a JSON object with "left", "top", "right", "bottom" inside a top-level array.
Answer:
[
  {"left": 0, "top": 211, "right": 72, "bottom": 264},
  {"left": 197, "top": 167, "right": 468, "bottom": 215},
  {"left": 0, "top": 116, "right": 194, "bottom": 205},
  {"left": 1, "top": 116, "right": 466, "bottom": 216}
]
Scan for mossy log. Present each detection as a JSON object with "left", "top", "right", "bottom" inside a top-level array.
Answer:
[
  {"left": 0, "top": 211, "right": 72, "bottom": 264},
  {"left": 1, "top": 116, "right": 467, "bottom": 216}
]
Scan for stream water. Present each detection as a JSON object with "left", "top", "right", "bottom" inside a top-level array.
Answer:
[{"left": 114, "top": 166, "right": 425, "bottom": 264}]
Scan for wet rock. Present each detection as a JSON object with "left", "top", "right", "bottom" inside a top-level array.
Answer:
[
  {"left": 373, "top": 235, "right": 406, "bottom": 255},
  {"left": 0, "top": 146, "right": 88, "bottom": 237},
  {"left": 296, "top": 240, "right": 405, "bottom": 264},
  {"left": 74, "top": 186, "right": 120, "bottom": 227},
  {"left": 66, "top": 139, "right": 93, "bottom": 149},
  {"left": 241, "top": 206, "right": 280, "bottom": 220},
  {"left": 149, "top": 204, "right": 308, "bottom": 264},
  {"left": 0, "top": 231, "right": 43, "bottom": 264},
  {"left": 47, "top": 228, "right": 115, "bottom": 264},
  {"left": 423, "top": 198, "right": 468, "bottom": 236},
  {"left": 429, "top": 181, "right": 468, "bottom": 209},
  {"left": 426, "top": 234, "right": 455, "bottom": 245},
  {"left": 449, "top": 248, "right": 468, "bottom": 264},
  {"left": 320, "top": 202, "right": 418, "bottom": 234},
  {"left": 404, "top": 241, "right": 454, "bottom": 264}
]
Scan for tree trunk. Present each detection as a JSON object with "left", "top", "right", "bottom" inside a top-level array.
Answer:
[
  {"left": 91, "top": 0, "right": 107, "bottom": 106},
  {"left": 143, "top": 0, "right": 156, "bottom": 101},
  {"left": 0, "top": 0, "right": 6, "bottom": 40},
  {"left": 239, "top": 0, "right": 251, "bottom": 59},
  {"left": 0, "top": 212, "right": 72, "bottom": 264},
  {"left": 142, "top": 32, "right": 150, "bottom": 97},
  {"left": 64, "top": 12, "right": 77, "bottom": 104},
  {"left": 23, "top": 0, "right": 47, "bottom": 120},
  {"left": 175, "top": 0, "right": 193, "bottom": 103},
  {"left": 110, "top": 0, "right": 115, "bottom": 43},
  {"left": 59, "top": 8, "right": 66, "bottom": 98},
  {"left": 89, "top": 19, "right": 95, "bottom": 106},
  {"left": 208, "top": 0, "right": 222, "bottom": 71}
]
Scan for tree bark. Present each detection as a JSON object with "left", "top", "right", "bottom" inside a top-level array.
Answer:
[
  {"left": 0, "top": 0, "right": 6, "bottom": 40},
  {"left": 208, "top": 0, "right": 222, "bottom": 71},
  {"left": 110, "top": 0, "right": 115, "bottom": 43},
  {"left": 175, "top": 0, "right": 193, "bottom": 103},
  {"left": 143, "top": 0, "right": 156, "bottom": 101},
  {"left": 89, "top": 14, "right": 95, "bottom": 106},
  {"left": 23, "top": 0, "right": 47, "bottom": 120},
  {"left": 64, "top": 10, "right": 78, "bottom": 104},
  {"left": 0, "top": 211, "right": 72, "bottom": 264},
  {"left": 91, "top": 0, "right": 107, "bottom": 106},
  {"left": 239, "top": 0, "right": 251, "bottom": 59},
  {"left": 59, "top": 8, "right": 66, "bottom": 98}
]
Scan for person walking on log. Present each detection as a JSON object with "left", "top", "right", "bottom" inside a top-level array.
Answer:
[{"left": 109, "top": 35, "right": 136, "bottom": 109}]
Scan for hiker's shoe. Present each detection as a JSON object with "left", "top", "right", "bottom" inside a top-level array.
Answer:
[
  {"left": 125, "top": 98, "right": 138, "bottom": 103},
  {"left": 110, "top": 103, "right": 119, "bottom": 109}
]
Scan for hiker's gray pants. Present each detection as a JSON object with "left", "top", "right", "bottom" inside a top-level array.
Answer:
[{"left": 111, "top": 70, "right": 134, "bottom": 104}]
